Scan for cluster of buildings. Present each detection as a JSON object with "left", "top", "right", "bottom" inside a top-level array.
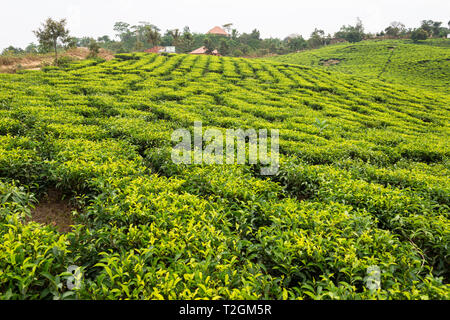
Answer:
[{"left": 144, "top": 26, "right": 229, "bottom": 56}]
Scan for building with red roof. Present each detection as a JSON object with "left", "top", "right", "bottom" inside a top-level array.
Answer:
[
  {"left": 189, "top": 46, "right": 220, "bottom": 56},
  {"left": 207, "top": 26, "right": 229, "bottom": 37}
]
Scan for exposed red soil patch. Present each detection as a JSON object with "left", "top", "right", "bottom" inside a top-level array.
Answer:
[
  {"left": 27, "top": 190, "right": 76, "bottom": 233},
  {"left": 0, "top": 47, "right": 114, "bottom": 73},
  {"left": 65, "top": 47, "right": 115, "bottom": 61}
]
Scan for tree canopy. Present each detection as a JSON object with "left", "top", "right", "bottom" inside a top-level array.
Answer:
[{"left": 33, "top": 18, "right": 71, "bottom": 62}]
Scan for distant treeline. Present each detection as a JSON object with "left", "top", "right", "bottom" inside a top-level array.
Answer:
[{"left": 2, "top": 18, "right": 450, "bottom": 57}]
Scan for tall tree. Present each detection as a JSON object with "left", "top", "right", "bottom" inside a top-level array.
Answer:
[
  {"left": 222, "top": 23, "right": 233, "bottom": 34},
  {"left": 335, "top": 18, "right": 365, "bottom": 43},
  {"left": 432, "top": 21, "right": 443, "bottom": 37},
  {"left": 251, "top": 29, "right": 261, "bottom": 40},
  {"left": 33, "top": 18, "right": 70, "bottom": 62},
  {"left": 204, "top": 37, "right": 215, "bottom": 54},
  {"left": 285, "top": 34, "right": 307, "bottom": 52},
  {"left": 177, "top": 27, "right": 194, "bottom": 53},
  {"left": 146, "top": 27, "right": 161, "bottom": 47},
  {"left": 308, "top": 29, "right": 325, "bottom": 48},
  {"left": 421, "top": 20, "right": 444, "bottom": 38},
  {"left": 411, "top": 28, "right": 428, "bottom": 42},
  {"left": 231, "top": 29, "right": 239, "bottom": 40},
  {"left": 169, "top": 29, "right": 182, "bottom": 47},
  {"left": 88, "top": 39, "right": 100, "bottom": 58},
  {"left": 385, "top": 21, "right": 406, "bottom": 38},
  {"left": 219, "top": 39, "right": 230, "bottom": 55},
  {"left": 97, "top": 35, "right": 112, "bottom": 44},
  {"left": 114, "top": 22, "right": 135, "bottom": 51}
]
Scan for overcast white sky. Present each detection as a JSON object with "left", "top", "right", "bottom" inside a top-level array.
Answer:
[{"left": 1, "top": 0, "right": 449, "bottom": 50}]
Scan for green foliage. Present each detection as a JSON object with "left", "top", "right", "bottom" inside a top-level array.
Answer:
[
  {"left": 0, "top": 51, "right": 448, "bottom": 300},
  {"left": 88, "top": 40, "right": 100, "bottom": 58},
  {"left": 267, "top": 39, "right": 450, "bottom": 91},
  {"left": 33, "top": 18, "right": 71, "bottom": 62},
  {"left": 55, "top": 56, "right": 75, "bottom": 68},
  {"left": 411, "top": 29, "right": 429, "bottom": 43},
  {"left": 334, "top": 18, "right": 365, "bottom": 43}
]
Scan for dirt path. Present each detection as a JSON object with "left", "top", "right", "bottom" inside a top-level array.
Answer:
[
  {"left": 377, "top": 46, "right": 396, "bottom": 79},
  {"left": 0, "top": 47, "right": 114, "bottom": 73}
]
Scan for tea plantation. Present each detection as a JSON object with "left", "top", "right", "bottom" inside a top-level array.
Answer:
[
  {"left": 267, "top": 39, "right": 450, "bottom": 91},
  {"left": 0, "top": 49, "right": 448, "bottom": 299}
]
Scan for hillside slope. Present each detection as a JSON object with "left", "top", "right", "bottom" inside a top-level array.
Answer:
[
  {"left": 0, "top": 53, "right": 449, "bottom": 299},
  {"left": 0, "top": 47, "right": 114, "bottom": 73},
  {"left": 267, "top": 39, "right": 450, "bottom": 91}
]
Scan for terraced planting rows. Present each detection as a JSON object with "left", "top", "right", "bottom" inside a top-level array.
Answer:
[
  {"left": 0, "top": 52, "right": 448, "bottom": 299},
  {"left": 267, "top": 39, "right": 450, "bottom": 91}
]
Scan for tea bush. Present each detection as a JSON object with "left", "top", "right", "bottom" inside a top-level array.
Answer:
[{"left": 0, "top": 47, "right": 448, "bottom": 299}]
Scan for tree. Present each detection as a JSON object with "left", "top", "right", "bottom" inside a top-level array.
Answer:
[
  {"left": 75, "top": 37, "right": 94, "bottom": 47},
  {"left": 385, "top": 21, "right": 406, "bottom": 38},
  {"left": 114, "top": 22, "right": 135, "bottom": 51},
  {"left": 219, "top": 39, "right": 230, "bottom": 56},
  {"left": 335, "top": 18, "right": 365, "bottom": 43},
  {"left": 133, "top": 22, "right": 159, "bottom": 49},
  {"left": 66, "top": 37, "right": 78, "bottom": 49},
  {"left": 1, "top": 46, "right": 24, "bottom": 55},
  {"left": 239, "top": 30, "right": 261, "bottom": 50},
  {"left": 98, "top": 35, "right": 112, "bottom": 44},
  {"left": 411, "top": 28, "right": 428, "bottom": 42},
  {"left": 169, "top": 29, "right": 182, "bottom": 47},
  {"left": 25, "top": 43, "right": 38, "bottom": 54},
  {"left": 203, "top": 37, "right": 215, "bottom": 54},
  {"left": 88, "top": 39, "right": 100, "bottom": 57},
  {"left": 146, "top": 27, "right": 161, "bottom": 47},
  {"left": 231, "top": 29, "right": 239, "bottom": 40},
  {"left": 177, "top": 27, "right": 194, "bottom": 53},
  {"left": 308, "top": 29, "right": 325, "bottom": 48},
  {"left": 33, "top": 18, "right": 70, "bottom": 62},
  {"left": 285, "top": 34, "right": 307, "bottom": 52},
  {"left": 420, "top": 20, "right": 443, "bottom": 37},
  {"left": 250, "top": 29, "right": 261, "bottom": 40},
  {"left": 431, "top": 21, "right": 443, "bottom": 37},
  {"left": 420, "top": 20, "right": 433, "bottom": 34},
  {"left": 222, "top": 23, "right": 233, "bottom": 34}
]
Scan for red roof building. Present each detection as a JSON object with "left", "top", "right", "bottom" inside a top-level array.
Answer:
[
  {"left": 207, "top": 26, "right": 229, "bottom": 36},
  {"left": 145, "top": 46, "right": 165, "bottom": 53},
  {"left": 189, "top": 46, "right": 220, "bottom": 55}
]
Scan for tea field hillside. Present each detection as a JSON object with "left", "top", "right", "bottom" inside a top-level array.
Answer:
[
  {"left": 0, "top": 52, "right": 449, "bottom": 299},
  {"left": 267, "top": 39, "right": 450, "bottom": 91}
]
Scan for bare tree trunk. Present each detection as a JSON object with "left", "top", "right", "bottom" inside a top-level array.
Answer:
[{"left": 54, "top": 40, "right": 58, "bottom": 63}]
